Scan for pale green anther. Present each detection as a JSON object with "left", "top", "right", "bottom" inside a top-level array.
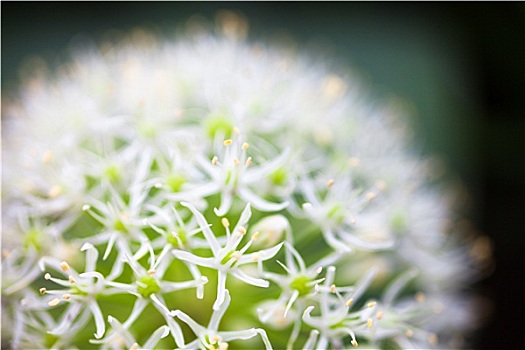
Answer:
[
  {"left": 137, "top": 275, "right": 161, "bottom": 298},
  {"left": 204, "top": 113, "right": 234, "bottom": 139}
]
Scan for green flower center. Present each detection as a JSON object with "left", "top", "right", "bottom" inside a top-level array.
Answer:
[
  {"left": 137, "top": 275, "right": 161, "bottom": 298},
  {"left": 23, "top": 228, "right": 44, "bottom": 252},
  {"left": 166, "top": 228, "right": 188, "bottom": 249},
  {"left": 290, "top": 275, "right": 312, "bottom": 297},
  {"left": 113, "top": 218, "right": 128, "bottom": 233},
  {"left": 166, "top": 174, "right": 187, "bottom": 192},
  {"left": 269, "top": 167, "right": 287, "bottom": 186},
  {"left": 104, "top": 164, "right": 121, "bottom": 183},
  {"left": 327, "top": 203, "right": 345, "bottom": 224},
  {"left": 204, "top": 113, "right": 234, "bottom": 139}
]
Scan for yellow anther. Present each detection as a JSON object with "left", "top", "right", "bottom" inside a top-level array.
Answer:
[
  {"left": 348, "top": 157, "right": 360, "bottom": 167},
  {"left": 367, "top": 301, "right": 377, "bottom": 308},
  {"left": 327, "top": 179, "right": 335, "bottom": 188},
  {"left": 212, "top": 156, "right": 219, "bottom": 165},
  {"left": 428, "top": 333, "right": 438, "bottom": 346},
  {"left": 238, "top": 226, "right": 246, "bottom": 235},
  {"left": 221, "top": 218, "right": 230, "bottom": 228},
  {"left": 219, "top": 342, "right": 229, "bottom": 350},
  {"left": 62, "top": 294, "right": 71, "bottom": 300},
  {"left": 233, "top": 127, "right": 241, "bottom": 134},
  {"left": 147, "top": 269, "right": 156, "bottom": 276},
  {"left": 330, "top": 284, "right": 336, "bottom": 293},
  {"left": 415, "top": 292, "right": 426, "bottom": 303},
  {"left": 223, "top": 139, "right": 233, "bottom": 146},
  {"left": 39, "top": 288, "right": 47, "bottom": 295},
  {"left": 242, "top": 142, "right": 250, "bottom": 150},
  {"left": 48, "top": 298, "right": 60, "bottom": 307},
  {"left": 365, "top": 192, "right": 377, "bottom": 201},
  {"left": 251, "top": 231, "right": 260, "bottom": 240},
  {"left": 405, "top": 329, "right": 414, "bottom": 338},
  {"left": 211, "top": 335, "right": 221, "bottom": 344},
  {"left": 245, "top": 157, "right": 252, "bottom": 166},
  {"left": 351, "top": 339, "right": 358, "bottom": 347},
  {"left": 367, "top": 318, "right": 373, "bottom": 328},
  {"left": 233, "top": 157, "right": 240, "bottom": 166},
  {"left": 60, "top": 261, "right": 70, "bottom": 272},
  {"left": 251, "top": 252, "right": 260, "bottom": 262},
  {"left": 345, "top": 298, "right": 354, "bottom": 307},
  {"left": 376, "top": 311, "right": 384, "bottom": 320},
  {"left": 130, "top": 343, "right": 139, "bottom": 350},
  {"left": 69, "top": 275, "right": 76, "bottom": 284},
  {"left": 44, "top": 273, "right": 51, "bottom": 280},
  {"left": 48, "top": 185, "right": 63, "bottom": 198}
]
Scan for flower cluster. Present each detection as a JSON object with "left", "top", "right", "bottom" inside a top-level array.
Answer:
[{"left": 2, "top": 17, "right": 488, "bottom": 350}]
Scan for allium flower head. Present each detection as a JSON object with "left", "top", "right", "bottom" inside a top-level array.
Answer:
[{"left": 2, "top": 14, "right": 487, "bottom": 349}]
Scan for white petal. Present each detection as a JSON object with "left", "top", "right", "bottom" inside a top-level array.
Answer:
[
  {"left": 181, "top": 202, "right": 221, "bottom": 254},
  {"left": 230, "top": 269, "right": 269, "bottom": 288},
  {"left": 143, "top": 325, "right": 170, "bottom": 349},
  {"left": 239, "top": 187, "right": 288, "bottom": 212}
]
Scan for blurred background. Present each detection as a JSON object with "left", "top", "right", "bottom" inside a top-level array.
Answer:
[{"left": 2, "top": 2, "right": 524, "bottom": 348}]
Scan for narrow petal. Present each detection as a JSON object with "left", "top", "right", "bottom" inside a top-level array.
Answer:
[
  {"left": 383, "top": 268, "right": 418, "bottom": 306},
  {"left": 81, "top": 242, "right": 99, "bottom": 272},
  {"left": 172, "top": 250, "right": 215, "bottom": 269},
  {"left": 303, "top": 330, "right": 319, "bottom": 350},
  {"left": 209, "top": 289, "right": 231, "bottom": 331},
  {"left": 181, "top": 202, "right": 221, "bottom": 254},
  {"left": 143, "top": 325, "right": 170, "bottom": 349},
  {"left": 106, "top": 315, "right": 135, "bottom": 348},
  {"left": 213, "top": 271, "right": 228, "bottom": 311},
  {"left": 90, "top": 301, "right": 106, "bottom": 339},
  {"left": 213, "top": 190, "right": 234, "bottom": 217},
  {"left": 239, "top": 187, "right": 288, "bottom": 212},
  {"left": 230, "top": 269, "right": 269, "bottom": 288},
  {"left": 245, "top": 147, "right": 290, "bottom": 182},
  {"left": 173, "top": 310, "right": 205, "bottom": 336}
]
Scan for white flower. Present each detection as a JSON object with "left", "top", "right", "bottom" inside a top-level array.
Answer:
[{"left": 172, "top": 202, "right": 283, "bottom": 310}]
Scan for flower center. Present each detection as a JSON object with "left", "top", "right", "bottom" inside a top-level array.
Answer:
[
  {"left": 137, "top": 275, "right": 161, "bottom": 298},
  {"left": 290, "top": 275, "right": 312, "bottom": 297}
]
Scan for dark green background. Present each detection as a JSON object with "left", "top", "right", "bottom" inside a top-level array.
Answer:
[{"left": 2, "top": 2, "right": 524, "bottom": 348}]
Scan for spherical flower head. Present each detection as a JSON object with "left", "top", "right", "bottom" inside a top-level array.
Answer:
[{"left": 1, "top": 14, "right": 487, "bottom": 350}]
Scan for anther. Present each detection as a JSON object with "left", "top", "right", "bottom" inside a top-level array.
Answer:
[
  {"left": 60, "top": 261, "right": 70, "bottom": 272},
  {"left": 251, "top": 232, "right": 260, "bottom": 240},
  {"left": 351, "top": 339, "right": 358, "bottom": 347},
  {"left": 428, "top": 333, "right": 438, "bottom": 346},
  {"left": 223, "top": 139, "right": 233, "bottom": 146},
  {"left": 245, "top": 157, "right": 252, "bottom": 166},
  {"left": 405, "top": 329, "right": 414, "bottom": 338},
  {"left": 62, "top": 294, "right": 71, "bottom": 300},
  {"left": 233, "top": 127, "right": 241, "bottom": 134},
  {"left": 375, "top": 180, "right": 387, "bottom": 191},
  {"left": 345, "top": 298, "right": 354, "bottom": 307},
  {"left": 42, "top": 150, "right": 53, "bottom": 163},
  {"left": 147, "top": 269, "right": 156, "bottom": 276},
  {"left": 219, "top": 342, "right": 229, "bottom": 350},
  {"left": 44, "top": 273, "right": 51, "bottom": 280},
  {"left": 232, "top": 251, "right": 241, "bottom": 261},
  {"left": 69, "top": 276, "right": 76, "bottom": 284},
  {"left": 367, "top": 301, "right": 377, "bottom": 308},
  {"left": 415, "top": 292, "right": 426, "bottom": 303},
  {"left": 327, "top": 179, "right": 335, "bottom": 188},
  {"left": 130, "top": 343, "right": 139, "bottom": 350},
  {"left": 367, "top": 318, "right": 373, "bottom": 328},
  {"left": 365, "top": 192, "right": 377, "bottom": 201},
  {"left": 212, "top": 335, "right": 221, "bottom": 344},
  {"left": 212, "top": 156, "right": 219, "bottom": 165},
  {"left": 48, "top": 185, "right": 62, "bottom": 198},
  {"left": 221, "top": 218, "right": 230, "bottom": 228},
  {"left": 242, "top": 142, "right": 249, "bottom": 150},
  {"left": 376, "top": 311, "right": 384, "bottom": 320},
  {"left": 39, "top": 288, "right": 47, "bottom": 295},
  {"left": 330, "top": 284, "right": 337, "bottom": 293},
  {"left": 251, "top": 252, "right": 260, "bottom": 262},
  {"left": 48, "top": 298, "right": 60, "bottom": 307},
  {"left": 238, "top": 226, "right": 246, "bottom": 235},
  {"left": 233, "top": 157, "right": 240, "bottom": 166}
]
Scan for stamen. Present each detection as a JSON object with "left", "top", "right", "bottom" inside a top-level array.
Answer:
[
  {"left": 233, "top": 157, "right": 240, "bottom": 166},
  {"left": 251, "top": 252, "right": 260, "bottom": 262},
  {"left": 376, "top": 311, "right": 384, "bottom": 320},
  {"left": 245, "top": 157, "right": 252, "bottom": 166},
  {"left": 345, "top": 298, "right": 354, "bottom": 307},
  {"left": 367, "top": 301, "right": 377, "bottom": 308},
  {"left": 48, "top": 298, "right": 60, "bottom": 307},
  {"left": 405, "top": 329, "right": 414, "bottom": 338},
  {"left": 212, "top": 335, "right": 221, "bottom": 344},
  {"left": 233, "top": 127, "right": 241, "bottom": 134},
  {"left": 415, "top": 292, "right": 426, "bottom": 303},
  {"left": 330, "top": 284, "right": 337, "bottom": 293},
  {"left": 223, "top": 139, "right": 233, "bottom": 146},
  {"left": 130, "top": 343, "right": 139, "bottom": 350},
  {"left": 219, "top": 342, "right": 229, "bottom": 350},
  {"left": 327, "top": 179, "right": 335, "bottom": 188},
  {"left": 39, "top": 288, "right": 47, "bottom": 295},
  {"left": 242, "top": 142, "right": 249, "bottom": 150},
  {"left": 44, "top": 273, "right": 51, "bottom": 280},
  {"left": 375, "top": 180, "right": 387, "bottom": 191},
  {"left": 60, "top": 261, "right": 70, "bottom": 272},
  {"left": 428, "top": 333, "right": 438, "bottom": 346},
  {"left": 147, "top": 269, "right": 156, "bottom": 276},
  {"left": 82, "top": 204, "right": 91, "bottom": 211},
  {"left": 42, "top": 150, "right": 53, "bottom": 163},
  {"left": 365, "top": 192, "right": 376, "bottom": 201},
  {"left": 232, "top": 251, "right": 241, "bottom": 261},
  {"left": 351, "top": 339, "right": 358, "bottom": 347},
  {"left": 251, "top": 232, "right": 260, "bottom": 240},
  {"left": 348, "top": 157, "right": 360, "bottom": 167},
  {"left": 69, "top": 276, "right": 76, "bottom": 284},
  {"left": 237, "top": 226, "right": 246, "bottom": 235},
  {"left": 62, "top": 294, "right": 71, "bottom": 300},
  {"left": 367, "top": 318, "right": 373, "bottom": 328},
  {"left": 221, "top": 218, "right": 230, "bottom": 228},
  {"left": 48, "top": 185, "right": 62, "bottom": 198},
  {"left": 212, "top": 156, "right": 219, "bottom": 165}
]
